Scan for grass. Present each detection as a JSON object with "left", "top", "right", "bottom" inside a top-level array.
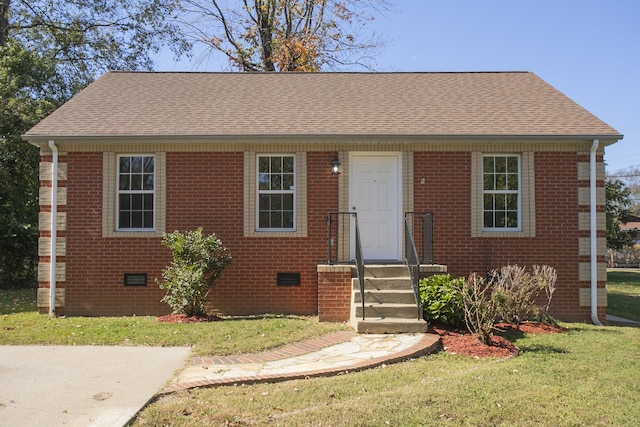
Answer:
[
  {"left": 606, "top": 268, "right": 640, "bottom": 321},
  {"left": 134, "top": 323, "right": 640, "bottom": 426},
  {"left": 2, "top": 283, "right": 640, "bottom": 425},
  {"left": 0, "top": 289, "right": 348, "bottom": 356}
]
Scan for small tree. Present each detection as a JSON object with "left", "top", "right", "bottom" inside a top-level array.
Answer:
[{"left": 158, "top": 228, "right": 231, "bottom": 317}]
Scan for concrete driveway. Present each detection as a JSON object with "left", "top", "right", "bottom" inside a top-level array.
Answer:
[{"left": 0, "top": 345, "right": 191, "bottom": 427}]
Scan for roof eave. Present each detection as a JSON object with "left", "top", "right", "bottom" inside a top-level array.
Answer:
[{"left": 23, "top": 133, "right": 624, "bottom": 145}]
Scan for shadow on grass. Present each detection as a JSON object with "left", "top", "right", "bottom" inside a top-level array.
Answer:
[{"left": 0, "top": 288, "right": 37, "bottom": 315}]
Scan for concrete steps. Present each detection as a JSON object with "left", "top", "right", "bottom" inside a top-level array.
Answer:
[{"left": 351, "top": 265, "right": 428, "bottom": 334}]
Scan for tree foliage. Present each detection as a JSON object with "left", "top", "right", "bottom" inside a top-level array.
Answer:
[
  {"left": 0, "top": 42, "right": 63, "bottom": 287},
  {"left": 177, "top": 0, "right": 390, "bottom": 72},
  {"left": 0, "top": 0, "right": 189, "bottom": 287},
  {"left": 605, "top": 178, "right": 637, "bottom": 250},
  {"left": 2, "top": 0, "right": 189, "bottom": 92}
]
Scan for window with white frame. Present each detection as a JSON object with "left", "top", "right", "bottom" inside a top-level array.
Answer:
[
  {"left": 117, "top": 155, "right": 155, "bottom": 230},
  {"left": 257, "top": 155, "right": 295, "bottom": 230},
  {"left": 482, "top": 154, "right": 520, "bottom": 231}
]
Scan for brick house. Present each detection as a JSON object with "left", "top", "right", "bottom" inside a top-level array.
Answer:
[{"left": 24, "top": 71, "right": 622, "bottom": 329}]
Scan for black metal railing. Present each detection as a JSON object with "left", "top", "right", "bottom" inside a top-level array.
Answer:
[
  {"left": 327, "top": 212, "right": 355, "bottom": 264},
  {"left": 404, "top": 212, "right": 434, "bottom": 264},
  {"left": 354, "top": 215, "right": 366, "bottom": 320},
  {"left": 404, "top": 216, "right": 422, "bottom": 320}
]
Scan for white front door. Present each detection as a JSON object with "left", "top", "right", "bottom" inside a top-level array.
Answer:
[{"left": 349, "top": 153, "right": 402, "bottom": 261}]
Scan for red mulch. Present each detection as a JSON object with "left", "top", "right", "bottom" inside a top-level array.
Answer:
[
  {"left": 156, "top": 313, "right": 223, "bottom": 323},
  {"left": 430, "top": 322, "right": 566, "bottom": 359}
]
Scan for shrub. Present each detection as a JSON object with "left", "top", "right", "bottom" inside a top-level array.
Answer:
[
  {"left": 158, "top": 228, "right": 232, "bottom": 317},
  {"left": 462, "top": 273, "right": 497, "bottom": 345},
  {"left": 419, "top": 274, "right": 465, "bottom": 327},
  {"left": 491, "top": 265, "right": 558, "bottom": 324}
]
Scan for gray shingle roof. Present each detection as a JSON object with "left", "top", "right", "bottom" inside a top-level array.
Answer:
[{"left": 24, "top": 71, "right": 621, "bottom": 140}]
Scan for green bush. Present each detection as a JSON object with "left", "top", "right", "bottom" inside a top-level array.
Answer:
[
  {"left": 419, "top": 274, "right": 465, "bottom": 327},
  {"left": 157, "top": 228, "right": 232, "bottom": 317}
]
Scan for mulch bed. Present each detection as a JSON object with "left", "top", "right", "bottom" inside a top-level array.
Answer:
[{"left": 430, "top": 321, "right": 566, "bottom": 358}]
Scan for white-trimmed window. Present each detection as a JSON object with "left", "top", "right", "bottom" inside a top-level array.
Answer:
[
  {"left": 257, "top": 154, "right": 295, "bottom": 230},
  {"left": 117, "top": 155, "right": 155, "bottom": 230},
  {"left": 482, "top": 154, "right": 521, "bottom": 231}
]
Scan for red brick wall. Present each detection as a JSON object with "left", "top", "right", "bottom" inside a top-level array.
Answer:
[
  {"left": 413, "top": 151, "right": 602, "bottom": 322},
  {"left": 43, "top": 151, "right": 339, "bottom": 316},
  {"left": 40, "top": 149, "right": 602, "bottom": 321},
  {"left": 317, "top": 268, "right": 352, "bottom": 322}
]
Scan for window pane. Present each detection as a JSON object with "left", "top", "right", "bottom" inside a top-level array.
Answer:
[
  {"left": 507, "top": 174, "right": 518, "bottom": 190},
  {"left": 119, "top": 212, "right": 130, "bottom": 228},
  {"left": 143, "top": 194, "right": 153, "bottom": 210},
  {"left": 271, "top": 212, "right": 282, "bottom": 228},
  {"left": 484, "top": 194, "right": 494, "bottom": 210},
  {"left": 131, "top": 194, "right": 143, "bottom": 210},
  {"left": 143, "top": 157, "right": 154, "bottom": 173},
  {"left": 143, "top": 174, "right": 154, "bottom": 190},
  {"left": 283, "top": 211, "right": 293, "bottom": 228},
  {"left": 259, "top": 157, "right": 270, "bottom": 173},
  {"left": 495, "top": 173, "right": 506, "bottom": 190},
  {"left": 507, "top": 156, "right": 518, "bottom": 173},
  {"left": 131, "top": 174, "right": 142, "bottom": 190},
  {"left": 484, "top": 212, "right": 494, "bottom": 228},
  {"left": 131, "top": 157, "right": 143, "bottom": 173},
  {"left": 483, "top": 157, "right": 494, "bottom": 173},
  {"left": 271, "top": 174, "right": 282, "bottom": 190},
  {"left": 506, "top": 211, "right": 518, "bottom": 228},
  {"left": 271, "top": 157, "right": 282, "bottom": 173},
  {"left": 495, "top": 211, "right": 506, "bottom": 228},
  {"left": 119, "top": 174, "right": 130, "bottom": 190},
  {"left": 283, "top": 194, "right": 293, "bottom": 210},
  {"left": 495, "top": 157, "right": 506, "bottom": 173},
  {"left": 143, "top": 211, "right": 153, "bottom": 228},
  {"left": 131, "top": 212, "right": 143, "bottom": 228},
  {"left": 259, "top": 194, "right": 270, "bottom": 210},
  {"left": 259, "top": 212, "right": 270, "bottom": 228},
  {"left": 119, "top": 194, "right": 130, "bottom": 210},
  {"left": 283, "top": 173, "right": 294, "bottom": 190},
  {"left": 483, "top": 174, "right": 494, "bottom": 190},
  {"left": 506, "top": 194, "right": 518, "bottom": 210},
  {"left": 258, "top": 173, "right": 270, "bottom": 190},
  {"left": 271, "top": 194, "right": 282, "bottom": 210},
  {"left": 495, "top": 194, "right": 506, "bottom": 210},
  {"left": 119, "top": 157, "right": 130, "bottom": 173},
  {"left": 283, "top": 156, "right": 294, "bottom": 173}
]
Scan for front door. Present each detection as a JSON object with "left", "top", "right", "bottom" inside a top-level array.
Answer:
[{"left": 349, "top": 153, "right": 402, "bottom": 261}]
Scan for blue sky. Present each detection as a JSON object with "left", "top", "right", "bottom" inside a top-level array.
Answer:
[{"left": 156, "top": 0, "right": 638, "bottom": 174}]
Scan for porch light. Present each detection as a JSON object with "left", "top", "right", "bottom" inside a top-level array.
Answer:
[{"left": 331, "top": 155, "right": 341, "bottom": 175}]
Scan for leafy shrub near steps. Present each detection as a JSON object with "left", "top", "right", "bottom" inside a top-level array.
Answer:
[{"left": 419, "top": 274, "right": 466, "bottom": 327}]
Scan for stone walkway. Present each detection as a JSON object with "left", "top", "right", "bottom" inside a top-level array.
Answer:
[{"left": 161, "top": 331, "right": 441, "bottom": 394}]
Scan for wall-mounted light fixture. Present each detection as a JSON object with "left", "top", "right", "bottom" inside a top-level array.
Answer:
[{"left": 331, "top": 155, "right": 341, "bottom": 175}]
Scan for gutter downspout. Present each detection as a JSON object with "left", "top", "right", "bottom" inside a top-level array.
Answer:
[
  {"left": 590, "top": 139, "right": 603, "bottom": 326},
  {"left": 48, "top": 140, "right": 58, "bottom": 317}
]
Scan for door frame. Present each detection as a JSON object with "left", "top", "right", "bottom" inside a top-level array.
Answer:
[{"left": 348, "top": 152, "right": 403, "bottom": 261}]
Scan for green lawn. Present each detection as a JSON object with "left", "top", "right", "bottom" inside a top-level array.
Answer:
[
  {"left": 607, "top": 268, "right": 640, "bottom": 322},
  {"left": 0, "top": 289, "right": 348, "bottom": 356},
  {"left": 2, "top": 285, "right": 640, "bottom": 426},
  {"left": 134, "top": 323, "right": 640, "bottom": 426}
]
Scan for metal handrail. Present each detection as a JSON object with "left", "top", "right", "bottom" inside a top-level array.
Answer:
[
  {"left": 405, "top": 212, "right": 434, "bottom": 264},
  {"left": 354, "top": 215, "right": 366, "bottom": 320},
  {"left": 404, "top": 216, "right": 422, "bottom": 320}
]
